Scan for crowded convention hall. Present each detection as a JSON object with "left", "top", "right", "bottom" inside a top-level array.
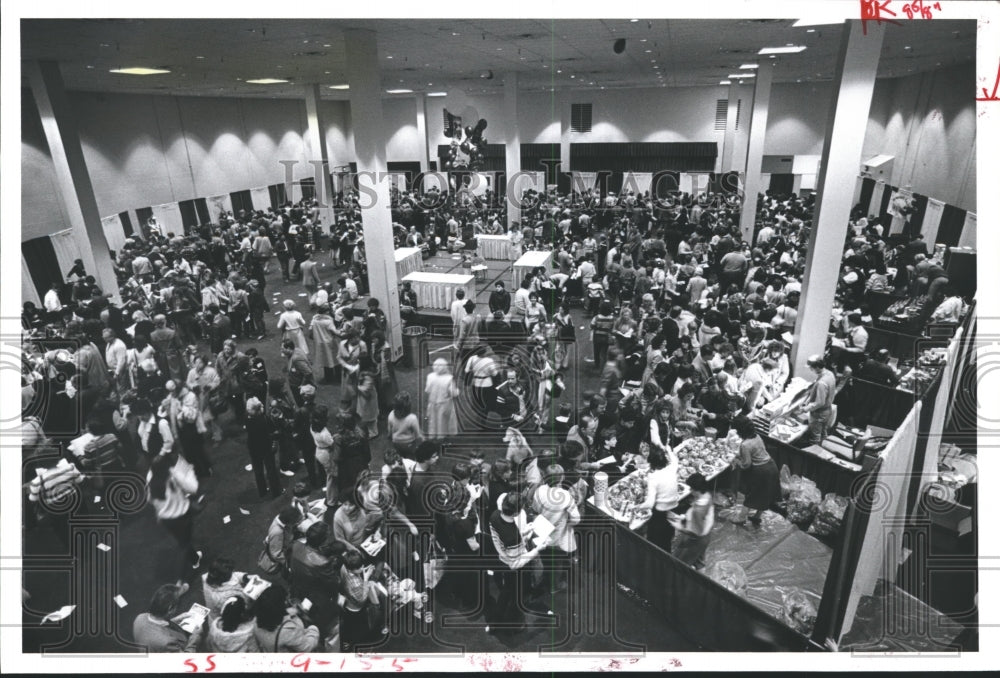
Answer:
[{"left": 15, "top": 13, "right": 981, "bottom": 657}]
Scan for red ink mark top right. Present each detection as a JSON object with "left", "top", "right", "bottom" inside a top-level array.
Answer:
[
  {"left": 977, "top": 62, "right": 1000, "bottom": 102},
  {"left": 860, "top": 0, "right": 942, "bottom": 34}
]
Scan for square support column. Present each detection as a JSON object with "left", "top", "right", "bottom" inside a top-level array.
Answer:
[
  {"left": 792, "top": 20, "right": 885, "bottom": 378},
  {"left": 345, "top": 29, "right": 403, "bottom": 360},
  {"left": 739, "top": 62, "right": 774, "bottom": 243},
  {"left": 504, "top": 72, "right": 522, "bottom": 228},
  {"left": 27, "top": 61, "right": 119, "bottom": 303}
]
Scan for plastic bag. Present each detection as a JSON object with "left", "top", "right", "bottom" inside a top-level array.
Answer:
[
  {"left": 781, "top": 589, "right": 818, "bottom": 635},
  {"left": 808, "top": 493, "right": 849, "bottom": 537},
  {"left": 705, "top": 560, "right": 747, "bottom": 597},
  {"left": 718, "top": 504, "right": 749, "bottom": 524},
  {"left": 785, "top": 478, "right": 822, "bottom": 525},
  {"left": 779, "top": 464, "right": 793, "bottom": 496}
]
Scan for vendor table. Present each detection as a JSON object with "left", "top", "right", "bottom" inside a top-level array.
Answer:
[
  {"left": 476, "top": 234, "right": 511, "bottom": 260},
  {"left": 400, "top": 271, "right": 475, "bottom": 311},
  {"left": 586, "top": 507, "right": 814, "bottom": 651},
  {"left": 394, "top": 247, "right": 424, "bottom": 279},
  {"left": 762, "top": 434, "right": 861, "bottom": 498},
  {"left": 511, "top": 250, "right": 553, "bottom": 290}
]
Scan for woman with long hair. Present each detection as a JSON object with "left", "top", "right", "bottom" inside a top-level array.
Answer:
[
  {"left": 253, "top": 583, "right": 321, "bottom": 652},
  {"left": 146, "top": 452, "right": 201, "bottom": 585}
]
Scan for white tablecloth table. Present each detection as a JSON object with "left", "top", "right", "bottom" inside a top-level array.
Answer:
[
  {"left": 394, "top": 247, "right": 424, "bottom": 279},
  {"left": 402, "top": 272, "right": 476, "bottom": 311},
  {"left": 511, "top": 250, "right": 553, "bottom": 290},
  {"left": 477, "top": 234, "right": 511, "bottom": 260}
]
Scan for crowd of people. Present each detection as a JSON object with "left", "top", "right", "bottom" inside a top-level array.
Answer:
[{"left": 20, "top": 174, "right": 970, "bottom": 653}]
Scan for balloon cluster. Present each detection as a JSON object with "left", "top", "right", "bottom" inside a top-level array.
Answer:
[{"left": 443, "top": 108, "right": 488, "bottom": 171}]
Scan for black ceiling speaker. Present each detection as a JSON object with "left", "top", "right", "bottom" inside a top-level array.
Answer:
[{"left": 613, "top": 38, "right": 627, "bottom": 54}]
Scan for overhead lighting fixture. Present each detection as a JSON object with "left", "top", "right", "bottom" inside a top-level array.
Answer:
[
  {"left": 739, "top": 63, "right": 759, "bottom": 69},
  {"left": 386, "top": 88, "right": 413, "bottom": 94},
  {"left": 806, "top": 29, "right": 816, "bottom": 33},
  {"left": 386, "top": 55, "right": 393, "bottom": 59},
  {"left": 246, "top": 78, "right": 289, "bottom": 84},
  {"left": 328, "top": 84, "right": 349, "bottom": 90},
  {"left": 630, "top": 19, "right": 639, "bottom": 22},
  {"left": 758, "top": 45, "right": 807, "bottom": 54},
  {"left": 728, "top": 73, "right": 756, "bottom": 79},
  {"left": 195, "top": 55, "right": 205, "bottom": 60},
  {"left": 426, "top": 91, "right": 447, "bottom": 97},
  {"left": 720, "top": 80, "right": 732, "bottom": 85},
  {"left": 791, "top": 18, "right": 843, "bottom": 27},
  {"left": 109, "top": 67, "right": 171, "bottom": 75}
]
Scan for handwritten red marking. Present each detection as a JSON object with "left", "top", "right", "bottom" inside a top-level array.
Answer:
[
  {"left": 860, "top": 0, "right": 902, "bottom": 34},
  {"left": 290, "top": 654, "right": 311, "bottom": 672},
  {"left": 182, "top": 655, "right": 217, "bottom": 672},
  {"left": 183, "top": 659, "right": 198, "bottom": 673},
  {"left": 205, "top": 655, "right": 216, "bottom": 672},
  {"left": 901, "top": 1, "right": 941, "bottom": 20},
  {"left": 977, "top": 62, "right": 1000, "bottom": 102}
]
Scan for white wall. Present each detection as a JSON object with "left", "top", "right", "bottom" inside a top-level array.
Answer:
[
  {"left": 765, "top": 81, "right": 834, "bottom": 156},
  {"left": 862, "top": 64, "right": 976, "bottom": 212},
  {"left": 22, "top": 91, "right": 73, "bottom": 242}
]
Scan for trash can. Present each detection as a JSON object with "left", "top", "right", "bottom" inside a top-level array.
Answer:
[{"left": 401, "top": 326, "right": 429, "bottom": 369}]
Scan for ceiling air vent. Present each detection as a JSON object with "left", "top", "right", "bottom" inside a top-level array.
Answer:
[{"left": 571, "top": 103, "right": 592, "bottom": 133}]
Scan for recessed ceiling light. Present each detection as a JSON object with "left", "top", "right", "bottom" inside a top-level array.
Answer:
[
  {"left": 86, "top": 65, "right": 95, "bottom": 69},
  {"left": 452, "top": 32, "right": 460, "bottom": 36},
  {"left": 109, "top": 67, "right": 171, "bottom": 75},
  {"left": 758, "top": 45, "right": 807, "bottom": 54},
  {"left": 328, "top": 84, "right": 350, "bottom": 90},
  {"left": 792, "top": 18, "right": 842, "bottom": 27},
  {"left": 806, "top": 29, "right": 816, "bottom": 33},
  {"left": 497, "top": 47, "right": 502, "bottom": 51},
  {"left": 99, "top": 43, "right": 111, "bottom": 48},
  {"left": 303, "top": 40, "right": 309, "bottom": 44},
  {"left": 640, "top": 38, "right": 647, "bottom": 42},
  {"left": 246, "top": 78, "right": 289, "bottom": 84},
  {"left": 728, "top": 73, "right": 755, "bottom": 79},
  {"left": 904, "top": 45, "right": 912, "bottom": 50},
  {"left": 645, "top": 49, "right": 652, "bottom": 53},
  {"left": 324, "top": 71, "right": 331, "bottom": 74},
  {"left": 720, "top": 80, "right": 732, "bottom": 85},
  {"left": 427, "top": 91, "right": 447, "bottom": 97},
  {"left": 195, "top": 55, "right": 205, "bottom": 60},
  {"left": 323, "top": 44, "right": 331, "bottom": 47},
  {"left": 630, "top": 19, "right": 639, "bottom": 23},
  {"left": 557, "top": 69, "right": 562, "bottom": 73},
  {"left": 739, "top": 63, "right": 759, "bottom": 69},
  {"left": 651, "top": 59, "right": 656, "bottom": 63},
  {"left": 386, "top": 55, "right": 393, "bottom": 59},
  {"left": 769, "top": 55, "right": 777, "bottom": 59},
  {"left": 570, "top": 74, "right": 575, "bottom": 78},
  {"left": 386, "top": 88, "right": 413, "bottom": 94}
]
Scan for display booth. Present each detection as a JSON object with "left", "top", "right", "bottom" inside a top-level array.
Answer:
[{"left": 581, "top": 306, "right": 974, "bottom": 651}]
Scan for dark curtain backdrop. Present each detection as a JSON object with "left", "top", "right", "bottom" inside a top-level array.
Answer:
[
  {"left": 119, "top": 211, "right": 135, "bottom": 237},
  {"left": 569, "top": 142, "right": 717, "bottom": 172},
  {"left": 769, "top": 174, "right": 794, "bottom": 196},
  {"left": 386, "top": 161, "right": 423, "bottom": 193},
  {"left": 22, "top": 236, "right": 61, "bottom": 303},
  {"left": 909, "top": 193, "right": 929, "bottom": 236},
  {"left": 878, "top": 184, "right": 895, "bottom": 228},
  {"left": 858, "top": 177, "right": 876, "bottom": 215},
  {"left": 520, "top": 143, "right": 561, "bottom": 185},
  {"left": 178, "top": 199, "right": 199, "bottom": 231},
  {"left": 937, "top": 204, "right": 968, "bottom": 247}
]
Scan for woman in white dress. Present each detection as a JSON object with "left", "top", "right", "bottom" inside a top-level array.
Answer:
[
  {"left": 276, "top": 300, "right": 309, "bottom": 354},
  {"left": 424, "top": 358, "right": 459, "bottom": 440}
]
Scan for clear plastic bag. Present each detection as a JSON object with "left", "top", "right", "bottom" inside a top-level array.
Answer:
[
  {"left": 781, "top": 588, "right": 818, "bottom": 635},
  {"left": 807, "top": 493, "right": 849, "bottom": 537},
  {"left": 706, "top": 560, "right": 748, "bottom": 597},
  {"left": 718, "top": 504, "right": 749, "bottom": 524},
  {"left": 785, "top": 478, "right": 822, "bottom": 525}
]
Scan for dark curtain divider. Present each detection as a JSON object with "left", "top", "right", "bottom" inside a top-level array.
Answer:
[
  {"left": 594, "top": 510, "right": 813, "bottom": 651},
  {"left": 22, "top": 236, "right": 62, "bottom": 303},
  {"left": 904, "top": 372, "right": 944, "bottom": 517},
  {"left": 119, "top": 211, "right": 134, "bottom": 237},
  {"left": 865, "top": 291, "right": 908, "bottom": 319},
  {"left": 878, "top": 185, "right": 895, "bottom": 227},
  {"left": 859, "top": 177, "right": 876, "bottom": 215},
  {"left": 135, "top": 207, "right": 153, "bottom": 238},
  {"left": 769, "top": 174, "right": 795, "bottom": 196},
  {"left": 763, "top": 436, "right": 861, "bottom": 497},
  {"left": 909, "top": 193, "right": 928, "bottom": 236},
  {"left": 520, "top": 143, "right": 561, "bottom": 185},
  {"left": 386, "top": 162, "right": 422, "bottom": 193},
  {"left": 194, "top": 198, "right": 210, "bottom": 225},
  {"left": 178, "top": 199, "right": 199, "bottom": 231},
  {"left": 862, "top": 326, "right": 947, "bottom": 362},
  {"left": 812, "top": 457, "right": 884, "bottom": 647},
  {"left": 937, "top": 204, "right": 967, "bottom": 247},
  {"left": 834, "top": 378, "right": 915, "bottom": 430}
]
